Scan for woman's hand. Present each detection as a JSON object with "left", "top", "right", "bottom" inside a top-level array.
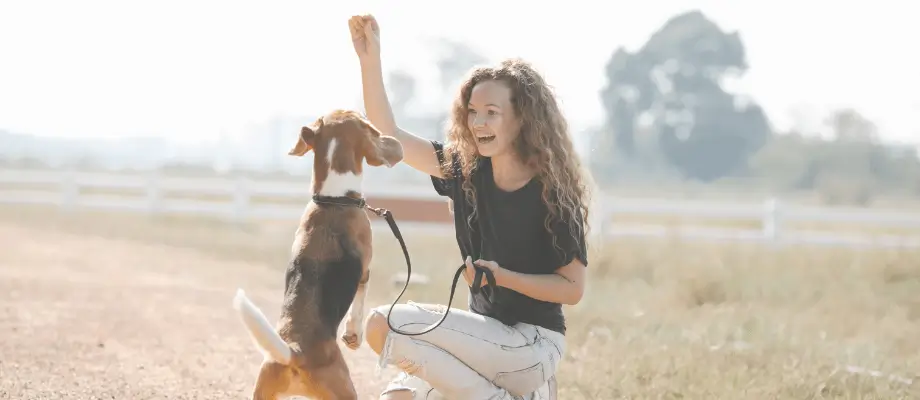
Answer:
[
  {"left": 465, "top": 256, "right": 586, "bottom": 305},
  {"left": 463, "top": 256, "right": 506, "bottom": 288},
  {"left": 348, "top": 14, "right": 381, "bottom": 62}
]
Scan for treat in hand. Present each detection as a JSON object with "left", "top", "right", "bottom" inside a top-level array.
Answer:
[{"left": 348, "top": 14, "right": 380, "bottom": 60}]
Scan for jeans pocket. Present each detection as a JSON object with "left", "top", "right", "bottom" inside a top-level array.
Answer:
[{"left": 493, "top": 362, "right": 546, "bottom": 397}]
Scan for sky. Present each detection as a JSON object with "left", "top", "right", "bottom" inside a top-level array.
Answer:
[{"left": 1, "top": 0, "right": 918, "bottom": 147}]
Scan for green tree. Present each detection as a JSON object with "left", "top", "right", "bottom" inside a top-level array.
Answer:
[
  {"left": 597, "top": 10, "right": 772, "bottom": 182},
  {"left": 749, "top": 108, "right": 920, "bottom": 205}
]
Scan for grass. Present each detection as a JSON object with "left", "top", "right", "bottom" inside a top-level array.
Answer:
[
  {"left": 1, "top": 204, "right": 919, "bottom": 398},
  {"left": 608, "top": 213, "right": 920, "bottom": 237}
]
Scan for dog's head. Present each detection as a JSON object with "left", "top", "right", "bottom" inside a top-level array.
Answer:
[{"left": 289, "top": 109, "right": 403, "bottom": 196}]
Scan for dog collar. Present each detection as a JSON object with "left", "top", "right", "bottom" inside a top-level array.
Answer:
[{"left": 311, "top": 194, "right": 367, "bottom": 209}]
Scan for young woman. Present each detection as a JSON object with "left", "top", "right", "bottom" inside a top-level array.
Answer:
[{"left": 348, "top": 14, "right": 592, "bottom": 400}]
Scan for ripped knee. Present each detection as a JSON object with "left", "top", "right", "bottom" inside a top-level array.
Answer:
[
  {"left": 366, "top": 303, "right": 450, "bottom": 374},
  {"left": 366, "top": 306, "right": 427, "bottom": 377},
  {"left": 380, "top": 372, "right": 436, "bottom": 400},
  {"left": 365, "top": 306, "right": 391, "bottom": 354}
]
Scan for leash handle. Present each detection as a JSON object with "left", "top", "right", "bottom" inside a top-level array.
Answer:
[
  {"left": 470, "top": 264, "right": 496, "bottom": 295},
  {"left": 368, "top": 206, "right": 494, "bottom": 337}
]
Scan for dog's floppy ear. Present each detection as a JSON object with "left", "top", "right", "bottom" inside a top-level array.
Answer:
[
  {"left": 363, "top": 122, "right": 403, "bottom": 168},
  {"left": 288, "top": 119, "right": 321, "bottom": 157}
]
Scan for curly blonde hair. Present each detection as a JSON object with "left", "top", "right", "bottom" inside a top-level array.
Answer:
[{"left": 442, "top": 58, "right": 593, "bottom": 242}]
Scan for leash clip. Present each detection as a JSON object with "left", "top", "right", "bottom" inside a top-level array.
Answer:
[{"left": 365, "top": 205, "right": 388, "bottom": 218}]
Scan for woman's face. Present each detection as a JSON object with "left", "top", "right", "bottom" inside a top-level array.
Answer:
[{"left": 466, "top": 79, "right": 521, "bottom": 158}]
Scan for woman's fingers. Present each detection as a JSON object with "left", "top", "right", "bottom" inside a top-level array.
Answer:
[
  {"left": 464, "top": 255, "right": 475, "bottom": 285},
  {"left": 348, "top": 16, "right": 360, "bottom": 36},
  {"left": 362, "top": 14, "right": 378, "bottom": 31}
]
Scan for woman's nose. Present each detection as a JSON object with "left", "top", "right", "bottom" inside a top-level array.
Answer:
[{"left": 472, "top": 114, "right": 486, "bottom": 128}]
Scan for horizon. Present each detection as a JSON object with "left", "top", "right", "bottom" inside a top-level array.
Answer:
[{"left": 1, "top": 0, "right": 917, "bottom": 148}]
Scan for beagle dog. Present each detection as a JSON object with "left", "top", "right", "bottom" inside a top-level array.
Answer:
[{"left": 233, "top": 109, "right": 403, "bottom": 399}]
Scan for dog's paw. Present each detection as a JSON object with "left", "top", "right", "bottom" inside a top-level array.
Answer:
[{"left": 341, "top": 330, "right": 362, "bottom": 350}]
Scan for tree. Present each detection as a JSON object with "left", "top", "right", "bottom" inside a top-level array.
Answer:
[
  {"left": 597, "top": 10, "right": 772, "bottom": 182},
  {"left": 825, "top": 107, "right": 879, "bottom": 143},
  {"left": 748, "top": 108, "right": 920, "bottom": 205}
]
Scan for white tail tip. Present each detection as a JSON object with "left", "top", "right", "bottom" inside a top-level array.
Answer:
[{"left": 233, "top": 288, "right": 246, "bottom": 310}]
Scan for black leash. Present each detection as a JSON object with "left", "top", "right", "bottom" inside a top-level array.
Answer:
[{"left": 311, "top": 194, "right": 495, "bottom": 336}]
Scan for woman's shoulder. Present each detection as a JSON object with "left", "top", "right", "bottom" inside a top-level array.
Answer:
[
  {"left": 429, "top": 139, "right": 471, "bottom": 197},
  {"left": 430, "top": 140, "right": 465, "bottom": 177}
]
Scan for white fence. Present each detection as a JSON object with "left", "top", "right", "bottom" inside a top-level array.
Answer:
[{"left": 1, "top": 168, "right": 920, "bottom": 249}]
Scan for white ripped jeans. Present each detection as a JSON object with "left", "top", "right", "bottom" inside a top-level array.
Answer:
[{"left": 369, "top": 301, "right": 565, "bottom": 400}]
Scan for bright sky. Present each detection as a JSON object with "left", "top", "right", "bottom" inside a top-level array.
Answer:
[{"left": 1, "top": 0, "right": 917, "bottom": 146}]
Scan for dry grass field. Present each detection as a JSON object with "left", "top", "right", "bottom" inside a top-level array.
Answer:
[{"left": 1, "top": 204, "right": 919, "bottom": 399}]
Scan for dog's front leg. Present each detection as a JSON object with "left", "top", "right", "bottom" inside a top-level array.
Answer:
[{"left": 342, "top": 269, "right": 368, "bottom": 350}]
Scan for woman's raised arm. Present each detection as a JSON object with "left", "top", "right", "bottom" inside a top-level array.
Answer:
[{"left": 349, "top": 15, "right": 444, "bottom": 178}]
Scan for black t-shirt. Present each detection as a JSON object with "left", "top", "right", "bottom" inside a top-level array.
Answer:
[{"left": 429, "top": 140, "right": 588, "bottom": 335}]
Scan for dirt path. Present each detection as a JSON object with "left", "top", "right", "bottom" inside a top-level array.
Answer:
[{"left": 0, "top": 223, "right": 393, "bottom": 399}]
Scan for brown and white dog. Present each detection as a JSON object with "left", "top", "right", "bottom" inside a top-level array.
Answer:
[{"left": 232, "top": 109, "right": 403, "bottom": 399}]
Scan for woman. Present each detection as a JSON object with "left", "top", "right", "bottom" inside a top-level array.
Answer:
[{"left": 348, "top": 14, "right": 592, "bottom": 400}]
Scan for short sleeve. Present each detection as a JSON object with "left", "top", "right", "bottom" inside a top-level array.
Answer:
[
  {"left": 548, "top": 207, "right": 589, "bottom": 269},
  {"left": 429, "top": 140, "right": 461, "bottom": 198}
]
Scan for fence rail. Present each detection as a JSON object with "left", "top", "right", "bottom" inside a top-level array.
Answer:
[{"left": 1, "top": 168, "right": 919, "bottom": 249}]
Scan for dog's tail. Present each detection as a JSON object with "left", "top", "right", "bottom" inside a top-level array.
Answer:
[{"left": 232, "top": 288, "right": 293, "bottom": 365}]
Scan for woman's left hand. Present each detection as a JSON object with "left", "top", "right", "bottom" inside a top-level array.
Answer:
[{"left": 472, "top": 259, "right": 508, "bottom": 287}]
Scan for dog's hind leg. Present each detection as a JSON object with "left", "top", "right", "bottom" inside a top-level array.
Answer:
[
  {"left": 250, "top": 361, "right": 290, "bottom": 400},
  {"left": 342, "top": 265, "right": 369, "bottom": 350},
  {"left": 311, "top": 349, "right": 359, "bottom": 400}
]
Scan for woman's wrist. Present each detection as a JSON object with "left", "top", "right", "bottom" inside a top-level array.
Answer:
[
  {"left": 359, "top": 55, "right": 382, "bottom": 71},
  {"left": 490, "top": 264, "right": 582, "bottom": 305},
  {"left": 493, "top": 267, "right": 511, "bottom": 288}
]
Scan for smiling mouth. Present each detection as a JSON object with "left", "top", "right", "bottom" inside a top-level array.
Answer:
[{"left": 477, "top": 135, "right": 496, "bottom": 144}]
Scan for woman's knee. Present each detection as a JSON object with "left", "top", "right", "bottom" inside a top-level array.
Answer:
[
  {"left": 364, "top": 303, "right": 447, "bottom": 355},
  {"left": 364, "top": 306, "right": 390, "bottom": 354}
]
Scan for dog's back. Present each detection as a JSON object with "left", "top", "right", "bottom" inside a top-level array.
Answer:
[{"left": 283, "top": 204, "right": 367, "bottom": 343}]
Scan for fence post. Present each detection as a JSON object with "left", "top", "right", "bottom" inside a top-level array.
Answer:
[
  {"left": 146, "top": 172, "right": 161, "bottom": 214},
  {"left": 60, "top": 169, "right": 79, "bottom": 212},
  {"left": 762, "top": 197, "right": 781, "bottom": 241},
  {"left": 233, "top": 176, "right": 250, "bottom": 224}
]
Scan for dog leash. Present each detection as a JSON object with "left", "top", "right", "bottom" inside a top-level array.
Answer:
[
  {"left": 310, "top": 194, "right": 495, "bottom": 336},
  {"left": 365, "top": 204, "right": 496, "bottom": 336}
]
